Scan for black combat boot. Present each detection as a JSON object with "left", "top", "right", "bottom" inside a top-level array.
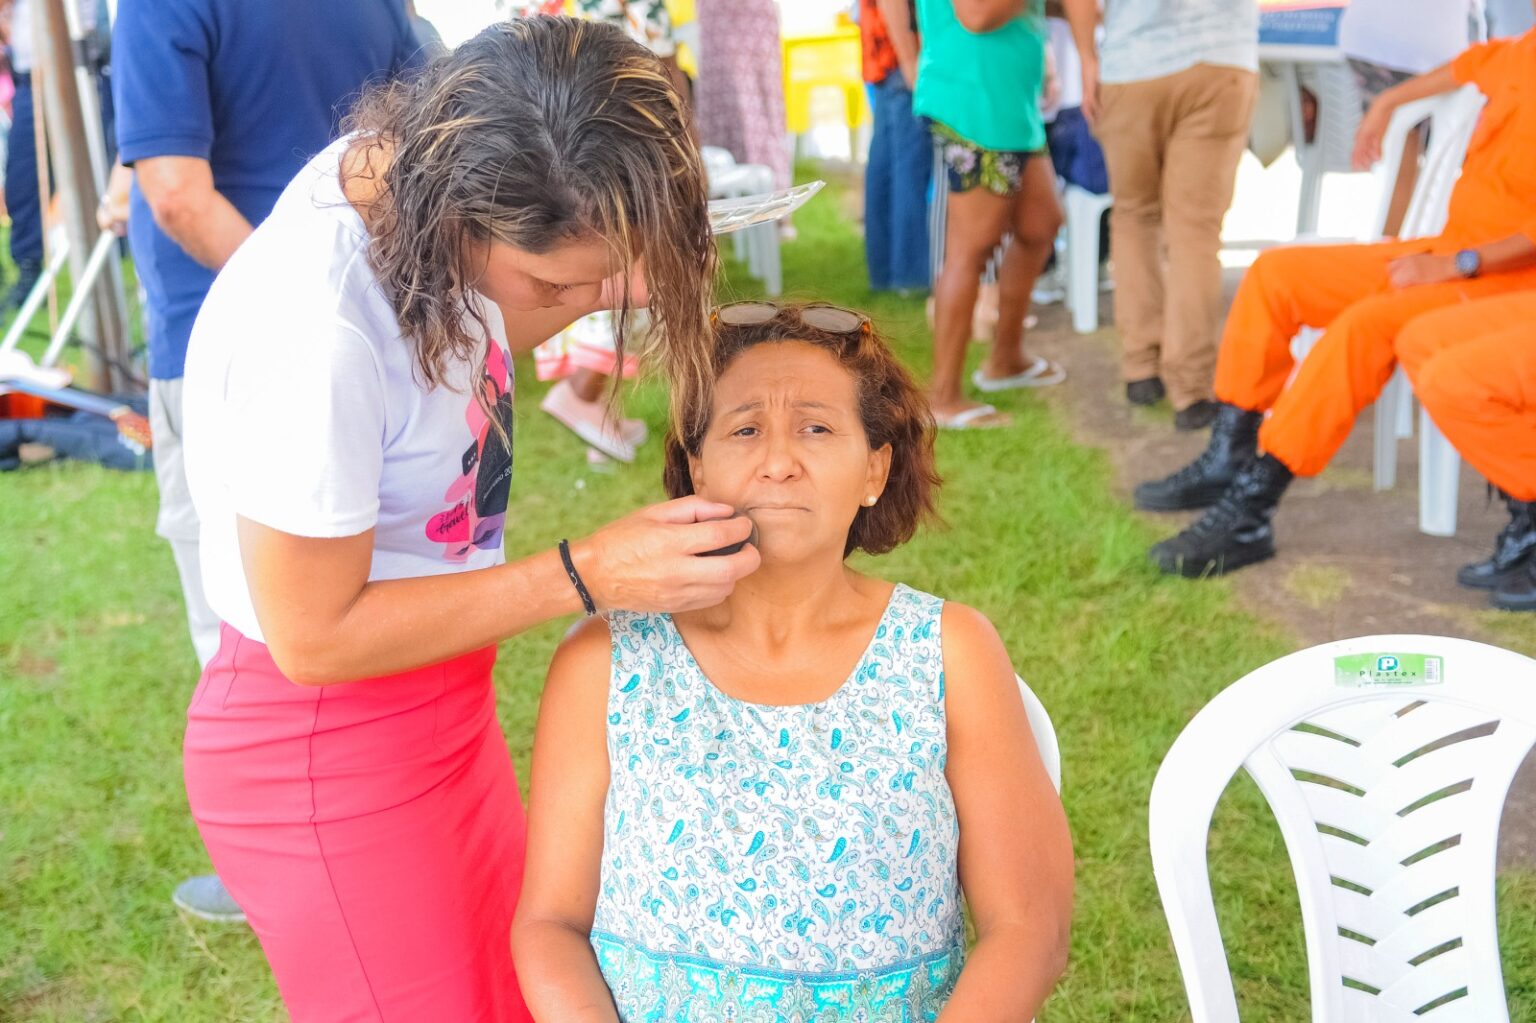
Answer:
[
  {"left": 1134, "top": 403, "right": 1263, "bottom": 511},
  {"left": 1458, "top": 495, "right": 1536, "bottom": 590},
  {"left": 1149, "top": 454, "right": 1294, "bottom": 578},
  {"left": 1492, "top": 560, "right": 1536, "bottom": 612}
]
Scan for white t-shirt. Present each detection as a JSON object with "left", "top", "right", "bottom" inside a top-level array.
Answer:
[
  {"left": 1338, "top": 0, "right": 1479, "bottom": 75},
  {"left": 1100, "top": 0, "right": 1258, "bottom": 85},
  {"left": 1043, "top": 18, "right": 1085, "bottom": 122},
  {"left": 183, "top": 138, "right": 514, "bottom": 644}
]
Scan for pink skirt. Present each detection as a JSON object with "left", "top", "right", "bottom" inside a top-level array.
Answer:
[{"left": 185, "top": 624, "right": 531, "bottom": 1023}]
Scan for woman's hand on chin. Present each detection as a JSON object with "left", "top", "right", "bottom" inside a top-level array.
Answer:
[{"left": 570, "top": 496, "right": 760, "bottom": 613}]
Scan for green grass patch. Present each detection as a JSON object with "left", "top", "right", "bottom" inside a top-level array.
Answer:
[
  {"left": 1283, "top": 563, "right": 1352, "bottom": 611},
  {"left": 3, "top": 168, "right": 1535, "bottom": 1021}
]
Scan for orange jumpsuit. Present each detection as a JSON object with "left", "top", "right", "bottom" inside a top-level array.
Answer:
[
  {"left": 1213, "top": 30, "right": 1536, "bottom": 478},
  {"left": 1397, "top": 291, "right": 1536, "bottom": 503}
]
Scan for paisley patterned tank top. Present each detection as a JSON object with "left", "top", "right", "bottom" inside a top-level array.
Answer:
[{"left": 592, "top": 584, "right": 965, "bottom": 1022}]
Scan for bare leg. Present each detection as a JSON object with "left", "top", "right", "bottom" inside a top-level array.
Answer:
[
  {"left": 569, "top": 367, "right": 605, "bottom": 403},
  {"left": 930, "top": 186, "right": 1012, "bottom": 415},
  {"left": 986, "top": 155, "right": 1064, "bottom": 381}
]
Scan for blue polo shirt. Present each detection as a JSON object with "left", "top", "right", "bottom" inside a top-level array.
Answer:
[{"left": 114, "top": 0, "right": 423, "bottom": 380}]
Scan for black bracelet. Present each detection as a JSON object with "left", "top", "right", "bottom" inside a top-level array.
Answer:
[{"left": 558, "top": 539, "right": 597, "bottom": 617}]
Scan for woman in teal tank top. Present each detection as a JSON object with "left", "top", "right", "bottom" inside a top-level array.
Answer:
[
  {"left": 915, "top": 0, "right": 1067, "bottom": 432},
  {"left": 513, "top": 303, "right": 1074, "bottom": 1021}
]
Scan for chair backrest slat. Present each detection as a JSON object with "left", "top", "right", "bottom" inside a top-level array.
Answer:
[
  {"left": 1017, "top": 674, "right": 1061, "bottom": 793},
  {"left": 1151, "top": 636, "right": 1536, "bottom": 1022},
  {"left": 1398, "top": 85, "right": 1486, "bottom": 241}
]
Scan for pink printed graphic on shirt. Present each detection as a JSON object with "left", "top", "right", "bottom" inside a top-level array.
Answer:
[{"left": 426, "top": 344, "right": 515, "bottom": 562}]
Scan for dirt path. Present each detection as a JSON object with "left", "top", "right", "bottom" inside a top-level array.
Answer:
[{"left": 1023, "top": 282, "right": 1536, "bottom": 867}]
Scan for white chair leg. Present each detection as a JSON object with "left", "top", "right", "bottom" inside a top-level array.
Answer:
[
  {"left": 1396, "top": 370, "right": 1414, "bottom": 439},
  {"left": 1297, "top": 155, "right": 1323, "bottom": 237},
  {"left": 757, "top": 221, "right": 782, "bottom": 297},
  {"left": 1374, "top": 367, "right": 1405, "bottom": 491},
  {"left": 747, "top": 220, "right": 766, "bottom": 278},
  {"left": 735, "top": 165, "right": 777, "bottom": 288},
  {"left": 1065, "top": 187, "right": 1101, "bottom": 334},
  {"left": 1419, "top": 408, "right": 1460, "bottom": 537}
]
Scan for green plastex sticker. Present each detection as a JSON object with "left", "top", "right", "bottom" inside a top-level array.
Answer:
[{"left": 1334, "top": 652, "right": 1444, "bottom": 688}]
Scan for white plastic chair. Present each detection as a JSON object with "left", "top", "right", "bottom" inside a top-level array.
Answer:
[
  {"left": 1286, "top": 60, "right": 1365, "bottom": 238},
  {"left": 1370, "top": 86, "right": 1483, "bottom": 536},
  {"left": 1017, "top": 675, "right": 1061, "bottom": 793},
  {"left": 1063, "top": 184, "right": 1113, "bottom": 334},
  {"left": 1288, "top": 86, "right": 1484, "bottom": 536},
  {"left": 702, "top": 146, "right": 784, "bottom": 297},
  {"left": 1016, "top": 672, "right": 1058, "bottom": 1023},
  {"left": 1151, "top": 634, "right": 1536, "bottom": 1022}
]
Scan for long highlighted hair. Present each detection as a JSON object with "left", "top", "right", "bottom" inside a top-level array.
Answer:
[{"left": 343, "top": 17, "right": 715, "bottom": 430}]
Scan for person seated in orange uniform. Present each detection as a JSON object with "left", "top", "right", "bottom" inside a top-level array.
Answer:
[
  {"left": 1395, "top": 292, "right": 1536, "bottom": 610},
  {"left": 1136, "top": 24, "right": 1536, "bottom": 578}
]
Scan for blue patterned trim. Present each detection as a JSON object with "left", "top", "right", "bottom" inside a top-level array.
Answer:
[{"left": 591, "top": 930, "right": 964, "bottom": 1023}]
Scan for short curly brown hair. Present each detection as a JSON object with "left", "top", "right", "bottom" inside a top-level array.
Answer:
[{"left": 663, "top": 305, "right": 941, "bottom": 557}]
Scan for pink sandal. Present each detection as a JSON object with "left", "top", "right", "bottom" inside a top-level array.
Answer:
[{"left": 539, "top": 379, "right": 648, "bottom": 462}]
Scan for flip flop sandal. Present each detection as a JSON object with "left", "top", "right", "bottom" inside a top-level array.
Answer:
[
  {"left": 972, "top": 355, "right": 1066, "bottom": 393},
  {"left": 934, "top": 403, "right": 1011, "bottom": 430}
]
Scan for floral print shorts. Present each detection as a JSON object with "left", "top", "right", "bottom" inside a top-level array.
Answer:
[{"left": 933, "top": 122, "right": 1041, "bottom": 197}]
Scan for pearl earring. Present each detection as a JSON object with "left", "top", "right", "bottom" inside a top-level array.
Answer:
[{"left": 864, "top": 495, "right": 878, "bottom": 507}]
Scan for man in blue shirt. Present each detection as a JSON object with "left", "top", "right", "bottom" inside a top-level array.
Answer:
[{"left": 112, "top": 0, "right": 422, "bottom": 923}]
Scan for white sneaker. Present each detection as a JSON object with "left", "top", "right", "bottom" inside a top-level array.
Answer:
[
  {"left": 172, "top": 875, "right": 246, "bottom": 924},
  {"left": 1032, "top": 266, "right": 1067, "bottom": 305}
]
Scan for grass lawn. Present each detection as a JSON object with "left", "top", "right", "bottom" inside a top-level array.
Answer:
[{"left": 4, "top": 169, "right": 1536, "bottom": 1021}]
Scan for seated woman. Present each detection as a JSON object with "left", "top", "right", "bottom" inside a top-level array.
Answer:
[{"left": 512, "top": 303, "right": 1074, "bottom": 1021}]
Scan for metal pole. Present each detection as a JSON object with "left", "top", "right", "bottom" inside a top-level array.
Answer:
[
  {"left": 41, "top": 232, "right": 116, "bottom": 368},
  {"left": 32, "top": 0, "right": 128, "bottom": 393},
  {"left": 60, "top": 0, "right": 132, "bottom": 386},
  {"left": 0, "top": 243, "right": 70, "bottom": 359},
  {"left": 59, "top": 0, "right": 107, "bottom": 187}
]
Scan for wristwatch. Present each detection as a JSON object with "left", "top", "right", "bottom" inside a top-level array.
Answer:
[{"left": 1454, "top": 248, "right": 1482, "bottom": 279}]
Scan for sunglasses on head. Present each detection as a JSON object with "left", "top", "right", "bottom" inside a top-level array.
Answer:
[{"left": 713, "top": 301, "right": 870, "bottom": 335}]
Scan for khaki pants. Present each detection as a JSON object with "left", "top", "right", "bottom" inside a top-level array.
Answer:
[{"left": 1098, "top": 63, "right": 1257, "bottom": 410}]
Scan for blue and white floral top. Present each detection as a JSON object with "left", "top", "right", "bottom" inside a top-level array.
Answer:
[{"left": 592, "top": 584, "right": 964, "bottom": 1023}]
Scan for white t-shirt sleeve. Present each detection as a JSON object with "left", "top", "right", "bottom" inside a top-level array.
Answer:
[{"left": 223, "top": 323, "right": 386, "bottom": 538}]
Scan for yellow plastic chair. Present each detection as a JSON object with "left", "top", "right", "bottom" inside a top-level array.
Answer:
[
  {"left": 781, "top": 24, "right": 869, "bottom": 153},
  {"left": 667, "top": 0, "right": 697, "bottom": 79}
]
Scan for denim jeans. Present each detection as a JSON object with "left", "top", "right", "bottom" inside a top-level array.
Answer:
[
  {"left": 5, "top": 73, "right": 42, "bottom": 267},
  {"left": 4, "top": 68, "right": 114, "bottom": 269},
  {"left": 864, "top": 73, "right": 932, "bottom": 291},
  {"left": 1046, "top": 107, "right": 1108, "bottom": 196}
]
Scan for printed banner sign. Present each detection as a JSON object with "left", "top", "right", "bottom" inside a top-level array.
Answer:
[{"left": 1259, "top": 0, "right": 1348, "bottom": 48}]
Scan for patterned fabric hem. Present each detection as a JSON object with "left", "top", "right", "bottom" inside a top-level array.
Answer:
[
  {"left": 591, "top": 930, "right": 965, "bottom": 1023},
  {"left": 931, "top": 121, "right": 1041, "bottom": 197}
]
